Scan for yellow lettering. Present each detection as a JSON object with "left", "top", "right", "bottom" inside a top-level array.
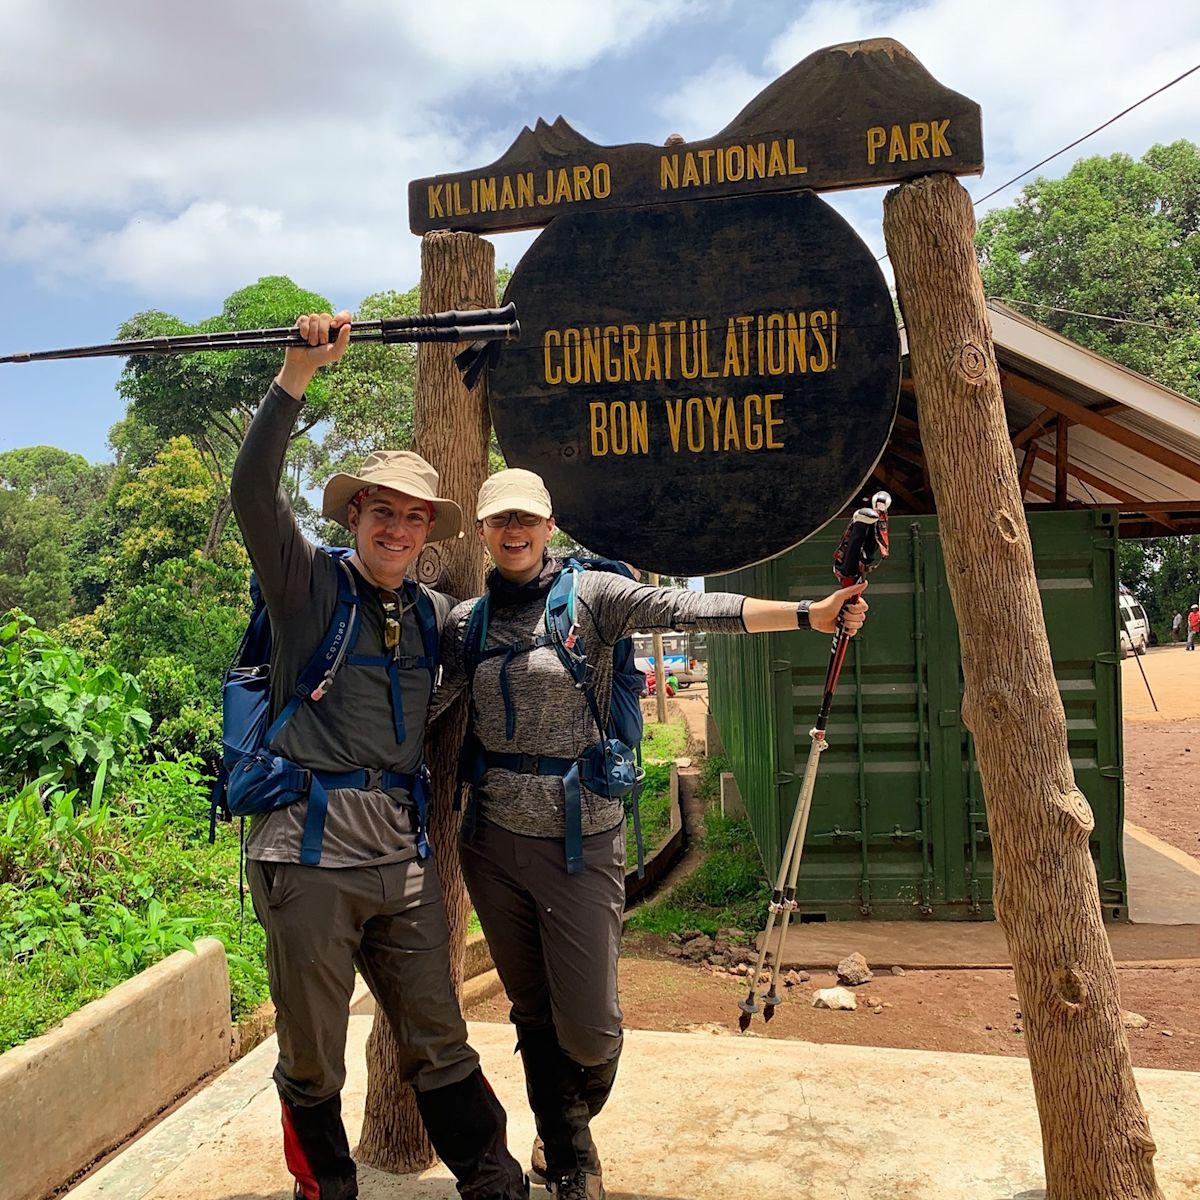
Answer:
[
  {"left": 610, "top": 402, "right": 628, "bottom": 455},
  {"left": 589, "top": 403, "right": 609, "bottom": 457},
  {"left": 665, "top": 399, "right": 684, "bottom": 451},
  {"left": 866, "top": 126, "right": 887, "bottom": 165},
  {"left": 517, "top": 173, "right": 534, "bottom": 208},
  {"left": 699, "top": 319, "right": 719, "bottom": 378},
  {"left": 909, "top": 122, "right": 929, "bottom": 160},
  {"left": 685, "top": 397, "right": 705, "bottom": 452},
  {"left": 765, "top": 313, "right": 785, "bottom": 375},
  {"left": 660, "top": 153, "right": 679, "bottom": 190},
  {"left": 594, "top": 163, "right": 611, "bottom": 198},
  {"left": 644, "top": 325, "right": 662, "bottom": 381},
  {"left": 622, "top": 325, "right": 642, "bottom": 382},
  {"left": 679, "top": 321, "right": 700, "bottom": 380},
  {"left": 571, "top": 165, "right": 591, "bottom": 199},
  {"left": 478, "top": 177, "right": 497, "bottom": 211},
  {"left": 563, "top": 328, "right": 582, "bottom": 384},
  {"left": 500, "top": 176, "right": 517, "bottom": 209},
  {"left": 747, "top": 142, "right": 766, "bottom": 180},
  {"left": 764, "top": 394, "right": 784, "bottom": 449},
  {"left": 704, "top": 396, "right": 723, "bottom": 447},
  {"left": 722, "top": 400, "right": 741, "bottom": 450},
  {"left": 743, "top": 395, "right": 764, "bottom": 450},
  {"left": 723, "top": 319, "right": 743, "bottom": 376},
  {"left": 681, "top": 153, "right": 700, "bottom": 187},
  {"left": 767, "top": 140, "right": 787, "bottom": 177},
  {"left": 696, "top": 149, "right": 715, "bottom": 184},
  {"left": 809, "top": 311, "right": 830, "bottom": 373},
  {"left": 725, "top": 145, "right": 745, "bottom": 181},
  {"left": 536, "top": 170, "right": 554, "bottom": 205},
  {"left": 786, "top": 138, "right": 807, "bottom": 175},
  {"left": 452, "top": 181, "right": 470, "bottom": 216},
  {"left": 930, "top": 119, "right": 952, "bottom": 157},
  {"left": 630, "top": 401, "right": 648, "bottom": 454},
  {"left": 888, "top": 126, "right": 908, "bottom": 163},
  {"left": 542, "top": 330, "right": 562, "bottom": 385},
  {"left": 603, "top": 326, "right": 622, "bottom": 384},
  {"left": 787, "top": 312, "right": 807, "bottom": 374},
  {"left": 582, "top": 327, "right": 601, "bottom": 382},
  {"left": 554, "top": 170, "right": 573, "bottom": 203},
  {"left": 427, "top": 184, "right": 445, "bottom": 218}
]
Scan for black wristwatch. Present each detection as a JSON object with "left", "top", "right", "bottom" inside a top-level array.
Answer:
[{"left": 796, "top": 600, "right": 812, "bottom": 630}]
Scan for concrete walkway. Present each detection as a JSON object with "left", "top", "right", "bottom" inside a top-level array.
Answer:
[{"left": 70, "top": 1017, "right": 1198, "bottom": 1200}]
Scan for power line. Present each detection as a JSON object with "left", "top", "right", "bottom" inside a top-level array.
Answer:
[
  {"left": 993, "top": 296, "right": 1186, "bottom": 334},
  {"left": 876, "top": 60, "right": 1200, "bottom": 263},
  {"left": 971, "top": 62, "right": 1200, "bottom": 208}
]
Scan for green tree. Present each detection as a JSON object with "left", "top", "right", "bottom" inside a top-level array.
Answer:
[
  {"left": 0, "top": 490, "right": 72, "bottom": 630},
  {"left": 113, "top": 436, "right": 219, "bottom": 583},
  {"left": 116, "top": 276, "right": 336, "bottom": 556},
  {"left": 977, "top": 140, "right": 1200, "bottom": 398}
]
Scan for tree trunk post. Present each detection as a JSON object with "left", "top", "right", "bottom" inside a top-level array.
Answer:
[
  {"left": 356, "top": 230, "right": 495, "bottom": 1172},
  {"left": 882, "top": 172, "right": 1162, "bottom": 1200}
]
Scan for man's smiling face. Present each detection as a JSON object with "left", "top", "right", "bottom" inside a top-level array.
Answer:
[{"left": 348, "top": 487, "right": 431, "bottom": 588}]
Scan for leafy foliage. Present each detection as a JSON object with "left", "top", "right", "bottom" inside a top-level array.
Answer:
[
  {"left": 977, "top": 140, "right": 1200, "bottom": 399},
  {"left": 0, "top": 613, "right": 150, "bottom": 795},
  {"left": 0, "top": 619, "right": 266, "bottom": 1052}
]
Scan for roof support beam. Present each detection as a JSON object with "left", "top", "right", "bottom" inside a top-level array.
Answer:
[
  {"left": 1056, "top": 419, "right": 1070, "bottom": 506},
  {"left": 1001, "top": 369, "right": 1200, "bottom": 489}
]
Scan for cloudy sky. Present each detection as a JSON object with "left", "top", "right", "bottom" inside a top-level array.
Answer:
[{"left": 2, "top": 0, "right": 1198, "bottom": 461}]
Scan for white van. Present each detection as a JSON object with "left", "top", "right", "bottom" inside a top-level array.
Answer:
[{"left": 1118, "top": 586, "right": 1150, "bottom": 657}]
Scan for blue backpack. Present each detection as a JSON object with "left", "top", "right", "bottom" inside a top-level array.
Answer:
[
  {"left": 209, "top": 548, "right": 440, "bottom": 866},
  {"left": 461, "top": 557, "right": 646, "bottom": 876}
]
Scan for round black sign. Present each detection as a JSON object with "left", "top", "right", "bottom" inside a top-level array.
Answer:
[{"left": 488, "top": 191, "right": 899, "bottom": 576}]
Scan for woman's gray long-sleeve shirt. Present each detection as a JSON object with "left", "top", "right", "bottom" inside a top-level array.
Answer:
[{"left": 435, "top": 566, "right": 746, "bottom": 840}]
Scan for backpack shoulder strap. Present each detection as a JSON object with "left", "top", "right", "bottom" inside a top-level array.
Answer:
[
  {"left": 462, "top": 593, "right": 491, "bottom": 684},
  {"left": 263, "top": 555, "right": 360, "bottom": 745}
]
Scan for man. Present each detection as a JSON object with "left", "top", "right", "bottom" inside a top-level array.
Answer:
[
  {"left": 1173, "top": 610, "right": 1184, "bottom": 642},
  {"left": 230, "top": 311, "right": 526, "bottom": 1200},
  {"left": 1188, "top": 604, "right": 1199, "bottom": 651}
]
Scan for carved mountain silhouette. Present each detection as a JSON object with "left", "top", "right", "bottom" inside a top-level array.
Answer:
[{"left": 717, "top": 38, "right": 978, "bottom": 137}]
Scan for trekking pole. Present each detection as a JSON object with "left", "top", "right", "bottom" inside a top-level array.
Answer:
[
  {"left": 1120, "top": 615, "right": 1158, "bottom": 713},
  {"left": 738, "top": 491, "right": 891, "bottom": 1031},
  {"left": 0, "top": 304, "right": 519, "bottom": 363}
]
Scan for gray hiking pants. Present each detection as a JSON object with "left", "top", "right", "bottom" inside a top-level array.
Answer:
[
  {"left": 459, "top": 818, "right": 625, "bottom": 1067},
  {"left": 248, "top": 857, "right": 479, "bottom": 1106}
]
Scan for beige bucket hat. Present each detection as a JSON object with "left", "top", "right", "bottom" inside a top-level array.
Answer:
[
  {"left": 476, "top": 468, "right": 554, "bottom": 521},
  {"left": 322, "top": 450, "right": 463, "bottom": 540}
]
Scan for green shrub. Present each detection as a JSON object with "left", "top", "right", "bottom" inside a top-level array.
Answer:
[{"left": 0, "top": 612, "right": 150, "bottom": 795}]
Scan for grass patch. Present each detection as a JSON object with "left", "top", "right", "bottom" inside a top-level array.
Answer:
[
  {"left": 626, "top": 755, "right": 770, "bottom": 936},
  {"left": 0, "top": 763, "right": 270, "bottom": 1054},
  {"left": 625, "top": 762, "right": 673, "bottom": 869},
  {"left": 641, "top": 718, "right": 688, "bottom": 764}
]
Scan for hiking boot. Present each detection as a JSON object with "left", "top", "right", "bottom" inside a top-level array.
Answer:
[
  {"left": 531, "top": 1135, "right": 602, "bottom": 1185},
  {"left": 548, "top": 1170, "right": 605, "bottom": 1200}
]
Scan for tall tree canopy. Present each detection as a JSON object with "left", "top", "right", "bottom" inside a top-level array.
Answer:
[{"left": 976, "top": 140, "right": 1200, "bottom": 399}]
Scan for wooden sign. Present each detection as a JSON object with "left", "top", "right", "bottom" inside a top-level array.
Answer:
[
  {"left": 409, "top": 39, "right": 982, "bottom": 235},
  {"left": 487, "top": 191, "right": 899, "bottom": 577}
]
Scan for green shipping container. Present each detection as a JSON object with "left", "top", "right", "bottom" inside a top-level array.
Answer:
[{"left": 707, "top": 509, "right": 1127, "bottom": 921}]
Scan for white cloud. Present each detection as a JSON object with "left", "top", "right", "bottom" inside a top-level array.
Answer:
[{"left": 0, "top": 0, "right": 699, "bottom": 301}]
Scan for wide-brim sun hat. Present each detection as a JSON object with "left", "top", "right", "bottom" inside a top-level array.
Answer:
[
  {"left": 322, "top": 450, "right": 463, "bottom": 540},
  {"left": 476, "top": 468, "right": 553, "bottom": 521}
]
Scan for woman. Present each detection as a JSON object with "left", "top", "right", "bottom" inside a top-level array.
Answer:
[{"left": 436, "top": 468, "right": 868, "bottom": 1200}]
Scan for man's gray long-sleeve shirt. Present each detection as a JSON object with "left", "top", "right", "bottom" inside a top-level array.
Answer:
[
  {"left": 435, "top": 567, "right": 746, "bottom": 839},
  {"left": 230, "top": 381, "right": 452, "bottom": 867}
]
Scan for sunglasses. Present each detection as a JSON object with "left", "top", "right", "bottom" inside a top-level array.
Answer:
[
  {"left": 382, "top": 595, "right": 405, "bottom": 651},
  {"left": 482, "top": 511, "right": 545, "bottom": 529}
]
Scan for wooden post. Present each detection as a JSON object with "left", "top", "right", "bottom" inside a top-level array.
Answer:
[
  {"left": 648, "top": 572, "right": 668, "bottom": 724},
  {"left": 356, "top": 230, "right": 494, "bottom": 1172},
  {"left": 882, "top": 173, "right": 1162, "bottom": 1200}
]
